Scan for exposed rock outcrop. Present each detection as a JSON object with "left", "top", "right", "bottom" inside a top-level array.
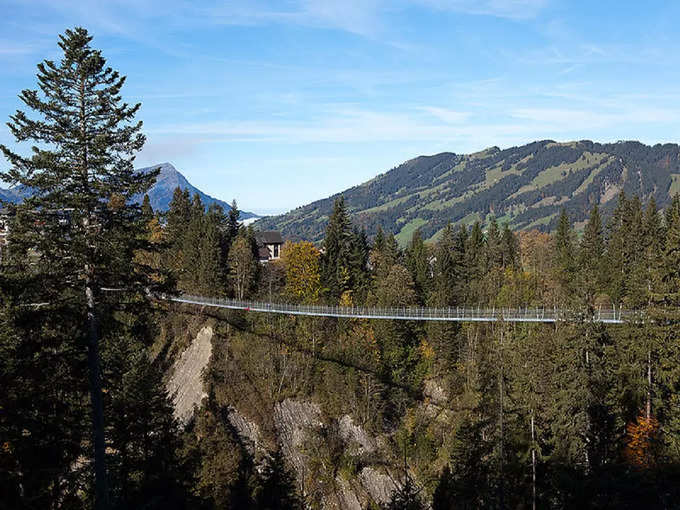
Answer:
[
  {"left": 166, "top": 325, "right": 213, "bottom": 424},
  {"left": 359, "top": 466, "right": 398, "bottom": 505},
  {"left": 338, "top": 415, "right": 377, "bottom": 455},
  {"left": 226, "top": 405, "right": 262, "bottom": 456},
  {"left": 272, "top": 399, "right": 400, "bottom": 508},
  {"left": 274, "top": 399, "right": 323, "bottom": 475}
]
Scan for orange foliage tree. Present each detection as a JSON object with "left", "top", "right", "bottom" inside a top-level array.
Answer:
[{"left": 624, "top": 412, "right": 659, "bottom": 469}]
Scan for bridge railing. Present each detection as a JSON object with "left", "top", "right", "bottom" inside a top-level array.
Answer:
[{"left": 165, "top": 294, "right": 633, "bottom": 323}]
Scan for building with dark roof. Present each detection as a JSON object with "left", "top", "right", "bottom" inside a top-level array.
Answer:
[
  {"left": 0, "top": 208, "right": 10, "bottom": 261},
  {"left": 254, "top": 231, "right": 283, "bottom": 262}
]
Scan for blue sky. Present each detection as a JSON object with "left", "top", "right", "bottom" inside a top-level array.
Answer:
[{"left": 2, "top": 1, "right": 680, "bottom": 214}]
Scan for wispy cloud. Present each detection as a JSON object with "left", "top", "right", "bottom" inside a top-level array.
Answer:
[
  {"left": 511, "top": 106, "right": 680, "bottom": 128},
  {"left": 147, "top": 108, "right": 498, "bottom": 144},
  {"left": 414, "top": 0, "right": 548, "bottom": 20},
  {"left": 419, "top": 106, "right": 472, "bottom": 123},
  {"left": 0, "top": 41, "right": 41, "bottom": 56},
  {"left": 190, "top": 0, "right": 549, "bottom": 41},
  {"left": 145, "top": 92, "right": 680, "bottom": 151}
]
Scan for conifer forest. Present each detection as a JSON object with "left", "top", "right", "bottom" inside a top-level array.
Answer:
[{"left": 3, "top": 27, "right": 680, "bottom": 510}]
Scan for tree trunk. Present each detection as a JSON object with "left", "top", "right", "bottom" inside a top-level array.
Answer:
[
  {"left": 86, "top": 283, "right": 110, "bottom": 509},
  {"left": 498, "top": 326, "right": 505, "bottom": 510},
  {"left": 531, "top": 412, "right": 536, "bottom": 510},
  {"left": 647, "top": 348, "right": 652, "bottom": 420}
]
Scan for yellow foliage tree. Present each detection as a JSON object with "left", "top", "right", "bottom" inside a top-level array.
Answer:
[
  {"left": 281, "top": 241, "right": 321, "bottom": 303},
  {"left": 624, "top": 412, "right": 659, "bottom": 469}
]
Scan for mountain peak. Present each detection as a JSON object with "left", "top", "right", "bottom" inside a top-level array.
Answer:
[
  {"left": 0, "top": 162, "right": 259, "bottom": 220},
  {"left": 136, "top": 162, "right": 257, "bottom": 219}
]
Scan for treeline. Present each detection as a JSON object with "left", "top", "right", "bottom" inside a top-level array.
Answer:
[
  {"left": 204, "top": 192, "right": 680, "bottom": 509},
  {"left": 291, "top": 193, "right": 674, "bottom": 313}
]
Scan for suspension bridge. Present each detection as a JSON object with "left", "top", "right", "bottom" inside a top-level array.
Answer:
[{"left": 166, "top": 294, "right": 631, "bottom": 324}]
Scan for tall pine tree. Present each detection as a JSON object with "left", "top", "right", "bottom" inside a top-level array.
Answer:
[
  {"left": 321, "top": 196, "right": 352, "bottom": 300},
  {"left": 0, "top": 27, "right": 166, "bottom": 508}
]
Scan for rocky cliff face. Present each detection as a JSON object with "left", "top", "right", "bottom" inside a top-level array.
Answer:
[
  {"left": 164, "top": 320, "right": 415, "bottom": 508},
  {"left": 166, "top": 325, "right": 213, "bottom": 424}
]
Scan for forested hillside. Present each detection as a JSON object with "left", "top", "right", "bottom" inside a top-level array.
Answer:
[{"left": 257, "top": 140, "right": 680, "bottom": 244}]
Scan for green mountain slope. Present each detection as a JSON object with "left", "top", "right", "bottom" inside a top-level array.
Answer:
[{"left": 256, "top": 140, "right": 680, "bottom": 244}]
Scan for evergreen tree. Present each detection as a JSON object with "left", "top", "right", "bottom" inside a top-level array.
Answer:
[
  {"left": 374, "top": 226, "right": 386, "bottom": 252},
  {"left": 500, "top": 222, "right": 519, "bottom": 269},
  {"left": 643, "top": 197, "right": 664, "bottom": 304},
  {"left": 432, "top": 465, "right": 455, "bottom": 510},
  {"left": 373, "top": 264, "right": 420, "bottom": 387},
  {"left": 431, "top": 223, "right": 464, "bottom": 307},
  {"left": 485, "top": 216, "right": 502, "bottom": 270},
  {"left": 384, "top": 473, "right": 424, "bottom": 510},
  {"left": 141, "top": 193, "right": 154, "bottom": 222},
  {"left": 554, "top": 208, "right": 576, "bottom": 303},
  {"left": 661, "top": 195, "right": 680, "bottom": 303},
  {"left": 465, "top": 220, "right": 485, "bottom": 302},
  {"left": 547, "top": 323, "right": 618, "bottom": 480},
  {"left": 254, "top": 449, "right": 303, "bottom": 510},
  {"left": 187, "top": 397, "right": 249, "bottom": 508},
  {"left": 228, "top": 199, "right": 241, "bottom": 241},
  {"left": 348, "top": 226, "right": 370, "bottom": 299},
  {"left": 456, "top": 223, "right": 470, "bottom": 279},
  {"left": 321, "top": 196, "right": 352, "bottom": 300},
  {"left": 665, "top": 194, "right": 680, "bottom": 230},
  {"left": 626, "top": 196, "right": 647, "bottom": 308},
  {"left": 229, "top": 455, "right": 258, "bottom": 509},
  {"left": 0, "top": 27, "right": 164, "bottom": 508},
  {"left": 180, "top": 194, "right": 205, "bottom": 292},
  {"left": 197, "top": 205, "right": 226, "bottom": 295},
  {"left": 578, "top": 205, "right": 605, "bottom": 308},
  {"left": 165, "top": 187, "right": 191, "bottom": 276},
  {"left": 106, "top": 344, "right": 188, "bottom": 508},
  {"left": 371, "top": 230, "right": 401, "bottom": 281},
  {"left": 606, "top": 191, "right": 634, "bottom": 305},
  {"left": 0, "top": 286, "right": 88, "bottom": 507},
  {"left": 166, "top": 188, "right": 191, "bottom": 244},
  {"left": 652, "top": 195, "right": 680, "bottom": 460},
  {"left": 425, "top": 224, "right": 464, "bottom": 373},
  {"left": 405, "top": 229, "right": 430, "bottom": 304},
  {"left": 440, "top": 418, "right": 491, "bottom": 509}
]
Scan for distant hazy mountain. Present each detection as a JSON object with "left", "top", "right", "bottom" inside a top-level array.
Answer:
[
  {"left": 0, "top": 162, "right": 258, "bottom": 219},
  {"left": 256, "top": 140, "right": 680, "bottom": 244},
  {"left": 136, "top": 162, "right": 258, "bottom": 219},
  {"left": 0, "top": 186, "right": 30, "bottom": 205}
]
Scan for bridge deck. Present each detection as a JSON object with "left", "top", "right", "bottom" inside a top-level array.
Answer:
[{"left": 167, "top": 294, "right": 629, "bottom": 324}]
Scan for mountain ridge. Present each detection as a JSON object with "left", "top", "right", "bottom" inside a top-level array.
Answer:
[
  {"left": 0, "top": 162, "right": 258, "bottom": 219},
  {"left": 256, "top": 139, "right": 680, "bottom": 244}
]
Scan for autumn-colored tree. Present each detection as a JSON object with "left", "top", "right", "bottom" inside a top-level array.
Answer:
[
  {"left": 624, "top": 413, "right": 659, "bottom": 469},
  {"left": 281, "top": 241, "right": 321, "bottom": 303}
]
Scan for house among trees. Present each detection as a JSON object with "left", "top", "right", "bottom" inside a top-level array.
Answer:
[
  {"left": 0, "top": 208, "right": 10, "bottom": 259},
  {"left": 255, "top": 230, "right": 284, "bottom": 262}
]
